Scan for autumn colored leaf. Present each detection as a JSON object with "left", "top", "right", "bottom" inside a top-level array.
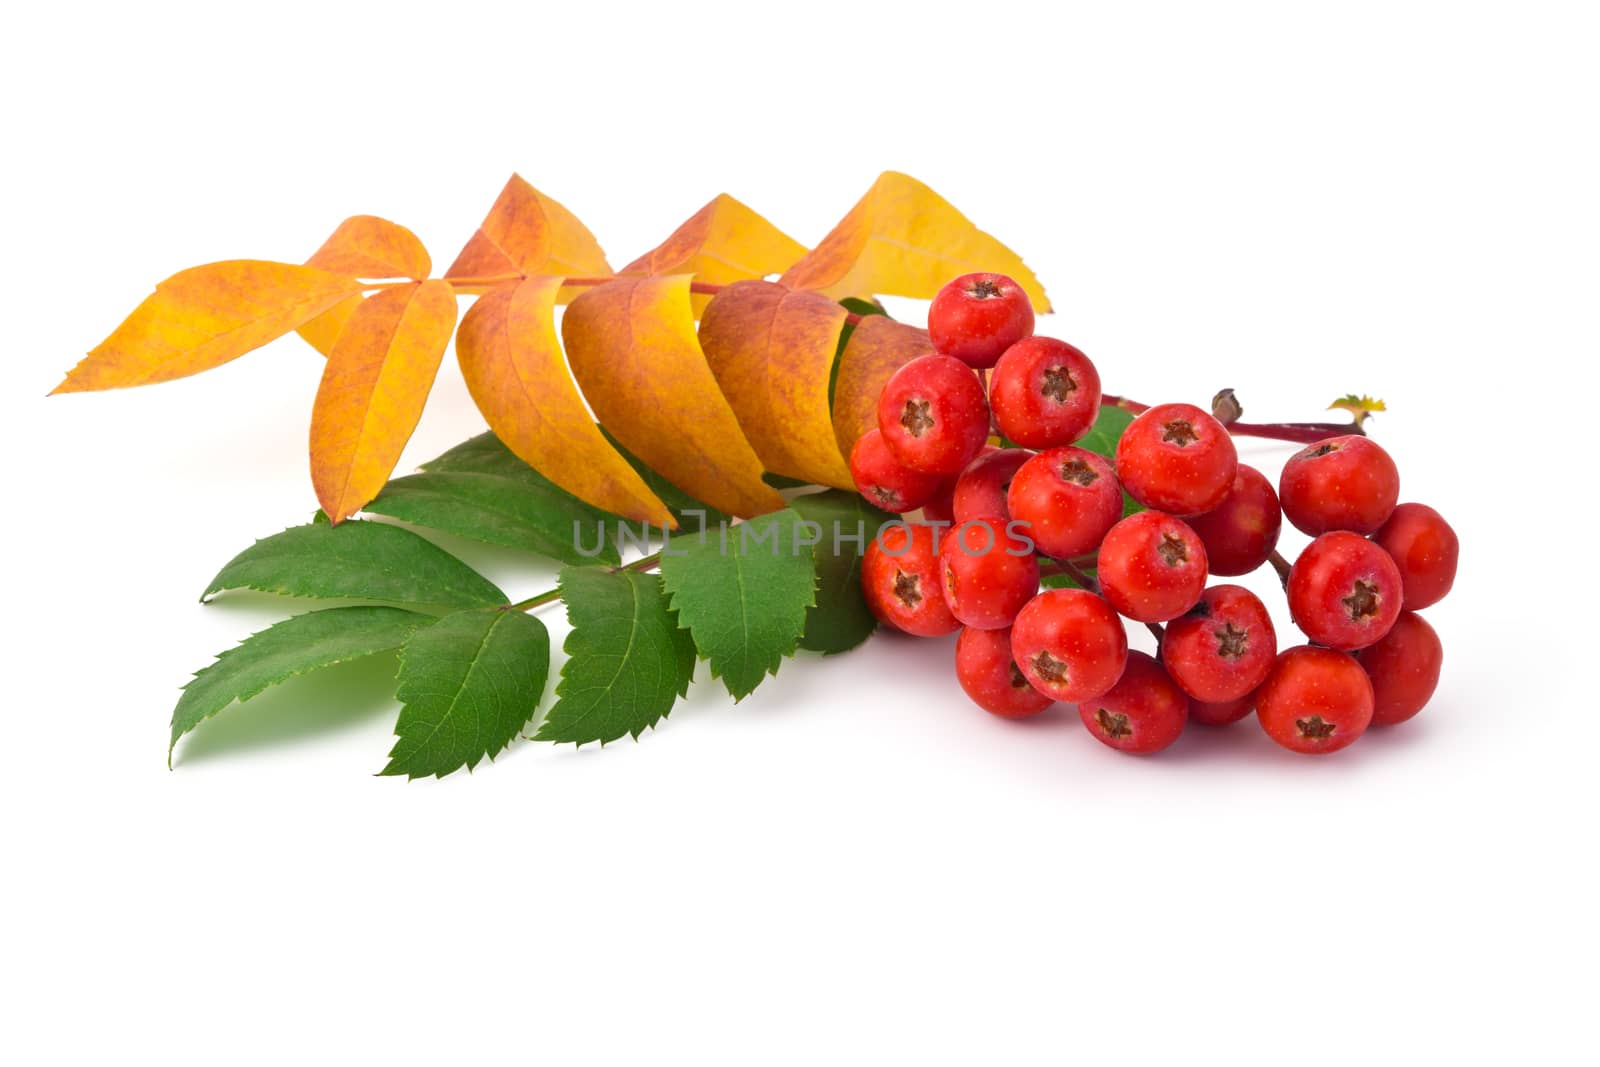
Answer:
[
  {"left": 562, "top": 275, "right": 786, "bottom": 519},
  {"left": 1328, "top": 393, "right": 1387, "bottom": 427},
  {"left": 445, "top": 174, "right": 610, "bottom": 293},
  {"left": 621, "top": 193, "right": 806, "bottom": 315},
  {"left": 829, "top": 313, "right": 936, "bottom": 459},
  {"left": 310, "top": 280, "right": 458, "bottom": 523},
  {"left": 455, "top": 275, "right": 672, "bottom": 527},
  {"left": 297, "top": 216, "right": 433, "bottom": 357},
  {"left": 698, "top": 281, "right": 853, "bottom": 489},
  {"left": 54, "top": 261, "right": 363, "bottom": 393},
  {"left": 780, "top": 171, "right": 1051, "bottom": 312}
]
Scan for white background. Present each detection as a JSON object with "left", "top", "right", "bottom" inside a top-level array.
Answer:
[{"left": 3, "top": 2, "right": 1595, "bottom": 1063}]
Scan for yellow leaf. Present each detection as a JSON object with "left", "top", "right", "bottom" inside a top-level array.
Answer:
[
  {"left": 445, "top": 174, "right": 610, "bottom": 294},
  {"left": 698, "top": 281, "right": 852, "bottom": 489},
  {"left": 1327, "top": 394, "right": 1387, "bottom": 427},
  {"left": 457, "top": 277, "right": 673, "bottom": 527},
  {"left": 831, "top": 315, "right": 936, "bottom": 459},
  {"left": 297, "top": 216, "right": 432, "bottom": 357},
  {"left": 54, "top": 261, "right": 362, "bottom": 393},
  {"left": 780, "top": 172, "right": 1051, "bottom": 312},
  {"left": 620, "top": 193, "right": 807, "bottom": 315},
  {"left": 562, "top": 276, "right": 786, "bottom": 519},
  {"left": 310, "top": 280, "right": 458, "bottom": 524}
]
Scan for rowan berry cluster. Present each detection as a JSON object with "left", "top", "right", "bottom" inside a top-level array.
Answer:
[{"left": 852, "top": 272, "right": 1458, "bottom": 756}]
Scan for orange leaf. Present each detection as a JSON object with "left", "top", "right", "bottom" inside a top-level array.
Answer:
[
  {"left": 780, "top": 171, "right": 1051, "bottom": 312},
  {"left": 54, "top": 261, "right": 363, "bottom": 393},
  {"left": 445, "top": 174, "right": 610, "bottom": 293},
  {"left": 310, "top": 280, "right": 458, "bottom": 524},
  {"left": 698, "top": 281, "right": 852, "bottom": 489},
  {"left": 562, "top": 276, "right": 786, "bottom": 519},
  {"left": 621, "top": 193, "right": 806, "bottom": 315},
  {"left": 457, "top": 277, "right": 673, "bottom": 527},
  {"left": 297, "top": 216, "right": 432, "bottom": 357},
  {"left": 831, "top": 315, "right": 936, "bottom": 459}
]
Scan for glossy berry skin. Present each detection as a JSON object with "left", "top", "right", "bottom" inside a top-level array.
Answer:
[
  {"left": 876, "top": 354, "right": 990, "bottom": 476},
  {"left": 927, "top": 272, "right": 1035, "bottom": 369},
  {"left": 1010, "top": 589, "right": 1129, "bottom": 703},
  {"left": 988, "top": 338, "right": 1102, "bottom": 449},
  {"left": 1096, "top": 512, "right": 1209, "bottom": 623},
  {"left": 940, "top": 517, "right": 1040, "bottom": 630},
  {"left": 1279, "top": 435, "right": 1400, "bottom": 536},
  {"left": 952, "top": 447, "right": 1032, "bottom": 524},
  {"left": 1006, "top": 447, "right": 1124, "bottom": 560},
  {"left": 849, "top": 429, "right": 942, "bottom": 514},
  {"left": 1189, "top": 693, "right": 1256, "bottom": 727},
  {"left": 1160, "top": 585, "right": 1277, "bottom": 702},
  {"left": 955, "top": 626, "right": 1054, "bottom": 718},
  {"left": 1356, "top": 611, "right": 1443, "bottom": 726},
  {"left": 861, "top": 523, "right": 959, "bottom": 638},
  {"left": 1287, "top": 532, "right": 1404, "bottom": 650},
  {"left": 1184, "top": 464, "right": 1282, "bottom": 576},
  {"left": 1077, "top": 651, "right": 1189, "bottom": 755},
  {"left": 1255, "top": 646, "right": 1374, "bottom": 755},
  {"left": 1372, "top": 503, "right": 1459, "bottom": 609},
  {"left": 1115, "top": 403, "right": 1238, "bottom": 515}
]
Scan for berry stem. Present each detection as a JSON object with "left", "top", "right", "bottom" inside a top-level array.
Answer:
[
  {"left": 1056, "top": 557, "right": 1163, "bottom": 643},
  {"left": 1268, "top": 549, "right": 1293, "bottom": 589},
  {"left": 1102, "top": 394, "right": 1365, "bottom": 442}
]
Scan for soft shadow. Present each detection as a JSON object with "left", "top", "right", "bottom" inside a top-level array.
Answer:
[{"left": 172, "top": 652, "right": 402, "bottom": 767}]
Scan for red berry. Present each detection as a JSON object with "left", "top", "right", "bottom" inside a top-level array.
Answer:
[
  {"left": 1006, "top": 447, "right": 1124, "bottom": 559},
  {"left": 951, "top": 447, "right": 1032, "bottom": 524},
  {"left": 955, "top": 626, "right": 1054, "bottom": 718},
  {"left": 1278, "top": 435, "right": 1400, "bottom": 536},
  {"left": 927, "top": 272, "right": 1035, "bottom": 369},
  {"left": 920, "top": 475, "right": 959, "bottom": 524},
  {"left": 988, "top": 338, "right": 1102, "bottom": 448},
  {"left": 1189, "top": 692, "right": 1256, "bottom": 727},
  {"left": 1255, "top": 646, "right": 1374, "bottom": 755},
  {"left": 1010, "top": 589, "right": 1129, "bottom": 703},
  {"left": 1287, "top": 532, "right": 1404, "bottom": 650},
  {"left": 1372, "top": 503, "right": 1459, "bottom": 609},
  {"left": 1184, "top": 464, "right": 1282, "bottom": 576},
  {"left": 1076, "top": 651, "right": 1188, "bottom": 755},
  {"left": 876, "top": 354, "right": 991, "bottom": 476},
  {"left": 1356, "top": 611, "right": 1443, "bottom": 726},
  {"left": 1096, "top": 511, "right": 1209, "bottom": 622},
  {"left": 849, "top": 429, "right": 942, "bottom": 513},
  {"left": 1114, "top": 403, "right": 1238, "bottom": 515},
  {"left": 861, "top": 523, "right": 959, "bottom": 637},
  {"left": 1160, "top": 584, "right": 1277, "bottom": 701},
  {"left": 940, "top": 517, "right": 1040, "bottom": 630}
]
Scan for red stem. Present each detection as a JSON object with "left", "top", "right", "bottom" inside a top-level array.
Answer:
[{"left": 1102, "top": 395, "right": 1362, "bottom": 444}]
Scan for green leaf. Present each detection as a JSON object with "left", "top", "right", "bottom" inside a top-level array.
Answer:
[
  {"left": 202, "top": 520, "right": 506, "bottom": 609},
  {"left": 762, "top": 471, "right": 813, "bottom": 490},
  {"left": 535, "top": 567, "right": 696, "bottom": 746},
  {"left": 381, "top": 608, "right": 550, "bottom": 779},
  {"left": 790, "top": 491, "right": 892, "bottom": 654},
  {"left": 170, "top": 606, "right": 430, "bottom": 760},
  {"left": 1076, "top": 404, "right": 1136, "bottom": 458},
  {"left": 597, "top": 426, "right": 729, "bottom": 533},
  {"left": 364, "top": 470, "right": 620, "bottom": 566},
  {"left": 659, "top": 509, "right": 818, "bottom": 699}
]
